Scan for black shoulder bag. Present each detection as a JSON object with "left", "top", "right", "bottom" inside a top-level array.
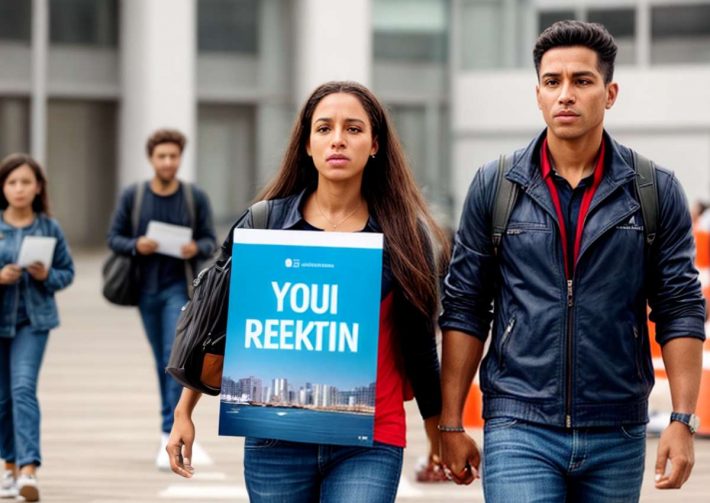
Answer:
[
  {"left": 166, "top": 200, "right": 269, "bottom": 395},
  {"left": 102, "top": 182, "right": 145, "bottom": 305}
]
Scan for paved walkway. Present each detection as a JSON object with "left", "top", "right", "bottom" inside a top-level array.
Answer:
[{"left": 26, "top": 252, "right": 710, "bottom": 501}]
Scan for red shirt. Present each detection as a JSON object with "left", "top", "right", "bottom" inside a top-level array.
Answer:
[{"left": 373, "top": 291, "right": 408, "bottom": 447}]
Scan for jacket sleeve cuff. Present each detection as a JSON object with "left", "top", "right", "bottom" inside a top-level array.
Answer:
[
  {"left": 438, "top": 318, "right": 489, "bottom": 342},
  {"left": 655, "top": 316, "right": 706, "bottom": 346}
]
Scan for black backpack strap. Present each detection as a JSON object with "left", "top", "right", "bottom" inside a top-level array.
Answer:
[
  {"left": 181, "top": 182, "right": 196, "bottom": 230},
  {"left": 491, "top": 154, "right": 518, "bottom": 256},
  {"left": 249, "top": 200, "right": 270, "bottom": 229},
  {"left": 131, "top": 182, "right": 145, "bottom": 235},
  {"left": 632, "top": 151, "right": 658, "bottom": 247}
]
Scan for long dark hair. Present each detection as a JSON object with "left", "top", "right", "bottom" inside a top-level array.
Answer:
[
  {"left": 0, "top": 153, "right": 51, "bottom": 215},
  {"left": 258, "top": 81, "right": 450, "bottom": 318}
]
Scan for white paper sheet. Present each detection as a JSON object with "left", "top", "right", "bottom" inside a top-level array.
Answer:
[
  {"left": 145, "top": 220, "right": 192, "bottom": 258},
  {"left": 17, "top": 236, "right": 57, "bottom": 268}
]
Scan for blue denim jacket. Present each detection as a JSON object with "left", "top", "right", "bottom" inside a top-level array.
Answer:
[
  {"left": 0, "top": 213, "right": 74, "bottom": 337},
  {"left": 440, "top": 130, "right": 706, "bottom": 428}
]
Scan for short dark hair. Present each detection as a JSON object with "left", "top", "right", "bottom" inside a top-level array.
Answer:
[
  {"left": 533, "top": 20, "right": 617, "bottom": 84},
  {"left": 145, "top": 128, "right": 187, "bottom": 157},
  {"left": 0, "top": 153, "right": 51, "bottom": 215}
]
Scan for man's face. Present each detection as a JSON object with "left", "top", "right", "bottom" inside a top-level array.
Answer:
[
  {"left": 536, "top": 46, "right": 618, "bottom": 143},
  {"left": 149, "top": 142, "right": 182, "bottom": 183}
]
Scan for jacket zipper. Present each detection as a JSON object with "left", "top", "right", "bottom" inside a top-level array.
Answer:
[{"left": 565, "top": 279, "right": 574, "bottom": 429}]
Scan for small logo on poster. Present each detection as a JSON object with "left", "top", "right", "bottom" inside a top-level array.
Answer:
[{"left": 284, "top": 258, "right": 301, "bottom": 268}]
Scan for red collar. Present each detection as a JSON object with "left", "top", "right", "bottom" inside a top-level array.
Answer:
[{"left": 540, "top": 138, "right": 606, "bottom": 278}]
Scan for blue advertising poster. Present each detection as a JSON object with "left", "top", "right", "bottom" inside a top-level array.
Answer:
[{"left": 219, "top": 229, "right": 383, "bottom": 447}]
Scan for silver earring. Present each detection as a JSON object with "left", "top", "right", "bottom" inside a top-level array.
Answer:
[{"left": 370, "top": 154, "right": 376, "bottom": 159}]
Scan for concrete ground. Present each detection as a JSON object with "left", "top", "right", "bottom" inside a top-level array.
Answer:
[{"left": 16, "top": 251, "right": 710, "bottom": 501}]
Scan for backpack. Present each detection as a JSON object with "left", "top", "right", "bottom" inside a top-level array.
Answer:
[
  {"left": 166, "top": 200, "right": 269, "bottom": 396},
  {"left": 490, "top": 151, "right": 658, "bottom": 257}
]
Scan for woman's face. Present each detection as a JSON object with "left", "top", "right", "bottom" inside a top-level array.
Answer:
[
  {"left": 306, "top": 92, "right": 378, "bottom": 186},
  {"left": 3, "top": 164, "right": 40, "bottom": 211}
]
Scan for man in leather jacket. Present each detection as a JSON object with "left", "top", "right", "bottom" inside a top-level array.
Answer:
[{"left": 438, "top": 20, "right": 705, "bottom": 502}]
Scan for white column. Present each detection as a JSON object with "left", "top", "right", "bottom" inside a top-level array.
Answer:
[
  {"left": 30, "top": 0, "right": 48, "bottom": 165},
  {"left": 255, "top": 0, "right": 293, "bottom": 186},
  {"left": 118, "top": 0, "right": 196, "bottom": 189},
  {"left": 294, "top": 0, "right": 372, "bottom": 104}
]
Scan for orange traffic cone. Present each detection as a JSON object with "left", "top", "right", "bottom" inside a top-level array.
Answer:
[
  {"left": 694, "top": 336, "right": 710, "bottom": 436},
  {"left": 648, "top": 320, "right": 667, "bottom": 380},
  {"left": 463, "top": 381, "right": 483, "bottom": 428}
]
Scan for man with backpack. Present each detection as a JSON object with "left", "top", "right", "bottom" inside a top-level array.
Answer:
[
  {"left": 107, "top": 128, "right": 217, "bottom": 469},
  {"left": 438, "top": 21, "right": 705, "bottom": 501}
]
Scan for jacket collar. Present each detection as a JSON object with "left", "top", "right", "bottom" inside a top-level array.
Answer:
[
  {"left": 506, "top": 129, "right": 637, "bottom": 218},
  {"left": 275, "top": 188, "right": 381, "bottom": 233},
  {"left": 0, "top": 211, "right": 42, "bottom": 232}
]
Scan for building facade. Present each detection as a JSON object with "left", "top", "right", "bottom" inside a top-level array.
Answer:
[{"left": 0, "top": 0, "right": 708, "bottom": 245}]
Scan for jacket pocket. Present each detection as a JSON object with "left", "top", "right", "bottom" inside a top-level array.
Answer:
[
  {"left": 498, "top": 316, "right": 516, "bottom": 366},
  {"left": 633, "top": 325, "right": 646, "bottom": 384}
]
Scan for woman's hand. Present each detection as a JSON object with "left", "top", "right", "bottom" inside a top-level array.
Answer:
[
  {"left": 167, "top": 410, "right": 196, "bottom": 478},
  {"left": 0, "top": 264, "right": 21, "bottom": 284},
  {"left": 26, "top": 262, "right": 49, "bottom": 281}
]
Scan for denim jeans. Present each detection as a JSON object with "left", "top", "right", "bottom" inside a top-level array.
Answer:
[
  {"left": 138, "top": 281, "right": 188, "bottom": 433},
  {"left": 243, "top": 438, "right": 404, "bottom": 503},
  {"left": 0, "top": 324, "right": 49, "bottom": 467},
  {"left": 482, "top": 417, "right": 646, "bottom": 503}
]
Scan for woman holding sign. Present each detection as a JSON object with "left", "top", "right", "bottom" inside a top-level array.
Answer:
[
  {"left": 168, "top": 81, "right": 449, "bottom": 502},
  {"left": 0, "top": 154, "right": 74, "bottom": 501}
]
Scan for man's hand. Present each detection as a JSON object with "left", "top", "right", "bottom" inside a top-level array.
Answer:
[
  {"left": 655, "top": 420, "right": 695, "bottom": 489},
  {"left": 440, "top": 431, "right": 480, "bottom": 485},
  {"left": 26, "top": 262, "right": 49, "bottom": 281},
  {"left": 0, "top": 264, "right": 21, "bottom": 284},
  {"left": 181, "top": 241, "right": 198, "bottom": 260},
  {"left": 136, "top": 236, "right": 158, "bottom": 255}
]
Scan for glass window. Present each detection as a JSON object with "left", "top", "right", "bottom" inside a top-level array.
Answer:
[
  {"left": 196, "top": 104, "right": 257, "bottom": 224},
  {"left": 651, "top": 3, "right": 710, "bottom": 64},
  {"left": 49, "top": 0, "right": 119, "bottom": 47},
  {"left": 373, "top": 0, "right": 447, "bottom": 63},
  {"left": 460, "top": 0, "right": 530, "bottom": 70},
  {"left": 198, "top": 0, "right": 259, "bottom": 54},
  {"left": 0, "top": 98, "right": 30, "bottom": 157},
  {"left": 538, "top": 10, "right": 576, "bottom": 33},
  {"left": 589, "top": 8, "right": 636, "bottom": 65},
  {"left": 0, "top": 0, "right": 31, "bottom": 43}
]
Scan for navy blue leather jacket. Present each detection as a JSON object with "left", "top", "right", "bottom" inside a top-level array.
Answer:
[{"left": 440, "top": 131, "right": 706, "bottom": 427}]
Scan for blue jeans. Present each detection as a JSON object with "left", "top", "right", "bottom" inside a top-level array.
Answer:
[
  {"left": 138, "top": 281, "right": 188, "bottom": 433},
  {"left": 483, "top": 417, "right": 646, "bottom": 503},
  {"left": 243, "top": 438, "right": 403, "bottom": 503},
  {"left": 0, "top": 324, "right": 49, "bottom": 467}
]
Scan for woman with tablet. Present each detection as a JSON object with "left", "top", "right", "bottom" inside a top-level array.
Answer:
[{"left": 0, "top": 154, "right": 74, "bottom": 502}]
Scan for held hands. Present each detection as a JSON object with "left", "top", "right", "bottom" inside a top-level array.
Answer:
[
  {"left": 167, "top": 412, "right": 196, "bottom": 478},
  {"left": 26, "top": 261, "right": 49, "bottom": 281},
  {"left": 439, "top": 430, "right": 481, "bottom": 485},
  {"left": 136, "top": 236, "right": 158, "bottom": 255},
  {"left": 654, "top": 421, "right": 695, "bottom": 489},
  {"left": 180, "top": 241, "right": 198, "bottom": 260},
  {"left": 0, "top": 264, "right": 22, "bottom": 284}
]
